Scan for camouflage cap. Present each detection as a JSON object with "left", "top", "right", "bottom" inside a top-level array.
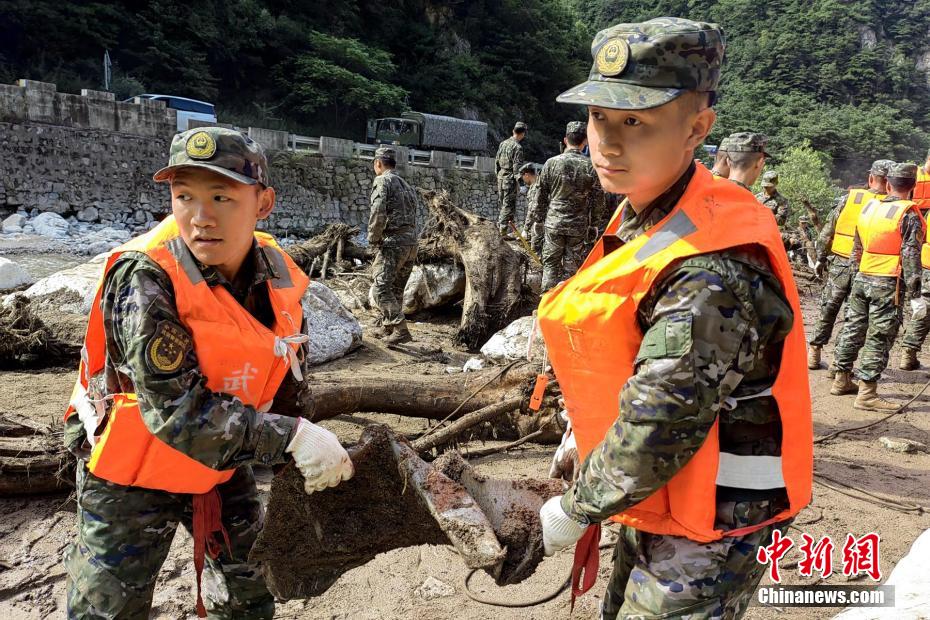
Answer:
[
  {"left": 869, "top": 159, "right": 895, "bottom": 176},
  {"left": 557, "top": 17, "right": 725, "bottom": 110},
  {"left": 565, "top": 121, "right": 587, "bottom": 135},
  {"left": 888, "top": 162, "right": 918, "bottom": 179},
  {"left": 520, "top": 162, "right": 540, "bottom": 175},
  {"left": 761, "top": 170, "right": 779, "bottom": 187},
  {"left": 153, "top": 127, "right": 269, "bottom": 186},
  {"left": 717, "top": 136, "right": 734, "bottom": 153},
  {"left": 726, "top": 132, "right": 770, "bottom": 156},
  {"left": 514, "top": 121, "right": 528, "bottom": 131},
  {"left": 375, "top": 146, "right": 397, "bottom": 161}
]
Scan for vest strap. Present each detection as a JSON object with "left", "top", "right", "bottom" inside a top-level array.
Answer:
[{"left": 716, "top": 453, "right": 786, "bottom": 490}]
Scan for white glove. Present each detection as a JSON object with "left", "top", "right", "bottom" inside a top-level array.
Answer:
[
  {"left": 912, "top": 298, "right": 928, "bottom": 322},
  {"left": 286, "top": 419, "right": 354, "bottom": 494},
  {"left": 548, "top": 411, "right": 578, "bottom": 481},
  {"left": 540, "top": 495, "right": 587, "bottom": 556}
]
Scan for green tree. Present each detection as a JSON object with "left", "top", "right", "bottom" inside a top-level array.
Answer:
[{"left": 761, "top": 141, "right": 838, "bottom": 224}]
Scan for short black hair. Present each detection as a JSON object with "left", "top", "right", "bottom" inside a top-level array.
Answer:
[
  {"left": 514, "top": 127, "right": 527, "bottom": 136},
  {"left": 888, "top": 176, "right": 916, "bottom": 192},
  {"left": 377, "top": 156, "right": 396, "bottom": 168},
  {"left": 565, "top": 131, "right": 586, "bottom": 147}
]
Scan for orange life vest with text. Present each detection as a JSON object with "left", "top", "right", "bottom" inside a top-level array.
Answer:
[
  {"left": 857, "top": 199, "right": 923, "bottom": 278},
  {"left": 65, "top": 215, "right": 309, "bottom": 494},
  {"left": 831, "top": 189, "right": 883, "bottom": 259},
  {"left": 537, "top": 163, "right": 813, "bottom": 543}
]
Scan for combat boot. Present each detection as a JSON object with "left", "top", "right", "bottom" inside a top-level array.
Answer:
[
  {"left": 830, "top": 371, "right": 857, "bottom": 396},
  {"left": 370, "top": 324, "right": 394, "bottom": 340},
  {"left": 899, "top": 347, "right": 920, "bottom": 371},
  {"left": 384, "top": 320, "right": 412, "bottom": 345},
  {"left": 807, "top": 345, "right": 822, "bottom": 370},
  {"left": 853, "top": 381, "right": 900, "bottom": 411}
]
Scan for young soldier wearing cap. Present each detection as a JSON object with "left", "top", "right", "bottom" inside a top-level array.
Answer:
[
  {"left": 495, "top": 121, "right": 527, "bottom": 233},
  {"left": 711, "top": 135, "right": 732, "bottom": 178},
  {"left": 756, "top": 170, "right": 790, "bottom": 228},
  {"left": 527, "top": 120, "right": 607, "bottom": 291},
  {"left": 519, "top": 162, "right": 544, "bottom": 254},
  {"left": 725, "top": 131, "right": 769, "bottom": 190},
  {"left": 63, "top": 127, "right": 353, "bottom": 618},
  {"left": 367, "top": 145, "right": 419, "bottom": 344},
  {"left": 535, "top": 18, "right": 812, "bottom": 618},
  {"left": 808, "top": 159, "right": 893, "bottom": 369},
  {"left": 833, "top": 162, "right": 927, "bottom": 406}
]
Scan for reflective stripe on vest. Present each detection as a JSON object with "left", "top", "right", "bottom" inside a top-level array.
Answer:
[
  {"left": 537, "top": 163, "right": 813, "bottom": 543},
  {"left": 857, "top": 199, "right": 921, "bottom": 278},
  {"left": 914, "top": 168, "right": 930, "bottom": 212},
  {"left": 65, "top": 215, "right": 310, "bottom": 494},
  {"left": 831, "top": 189, "right": 880, "bottom": 258}
]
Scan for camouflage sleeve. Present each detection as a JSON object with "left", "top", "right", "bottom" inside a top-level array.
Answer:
[
  {"left": 529, "top": 162, "right": 552, "bottom": 225},
  {"left": 102, "top": 255, "right": 298, "bottom": 469},
  {"left": 589, "top": 174, "right": 609, "bottom": 234},
  {"left": 815, "top": 198, "right": 844, "bottom": 264},
  {"left": 512, "top": 144, "right": 525, "bottom": 178},
  {"left": 901, "top": 210, "right": 925, "bottom": 299},
  {"left": 368, "top": 175, "right": 387, "bottom": 246},
  {"left": 851, "top": 228, "right": 863, "bottom": 269},
  {"left": 563, "top": 258, "right": 766, "bottom": 523},
  {"left": 775, "top": 197, "right": 789, "bottom": 227}
]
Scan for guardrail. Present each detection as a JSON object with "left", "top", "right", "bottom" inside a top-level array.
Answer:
[{"left": 286, "top": 131, "right": 485, "bottom": 170}]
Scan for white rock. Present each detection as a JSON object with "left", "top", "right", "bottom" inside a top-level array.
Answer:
[
  {"left": 480, "top": 315, "right": 545, "bottom": 362},
  {"left": 76, "top": 206, "right": 99, "bottom": 222},
  {"left": 879, "top": 436, "right": 927, "bottom": 454},
  {"left": 302, "top": 281, "right": 363, "bottom": 365},
  {"left": 833, "top": 529, "right": 930, "bottom": 619},
  {"left": 22, "top": 253, "right": 108, "bottom": 314},
  {"left": 31, "top": 212, "right": 71, "bottom": 238},
  {"left": 402, "top": 263, "right": 466, "bottom": 314},
  {"left": 0, "top": 257, "right": 34, "bottom": 290},
  {"left": 463, "top": 357, "right": 485, "bottom": 372},
  {"left": 414, "top": 576, "right": 455, "bottom": 601},
  {"left": 2, "top": 213, "right": 25, "bottom": 233}
]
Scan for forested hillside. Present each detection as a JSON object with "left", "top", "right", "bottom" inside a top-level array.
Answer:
[{"left": 2, "top": 0, "right": 928, "bottom": 177}]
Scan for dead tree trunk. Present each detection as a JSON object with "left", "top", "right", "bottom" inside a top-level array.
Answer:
[{"left": 284, "top": 223, "right": 371, "bottom": 278}]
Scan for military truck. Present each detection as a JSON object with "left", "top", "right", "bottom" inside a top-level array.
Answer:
[{"left": 367, "top": 111, "right": 488, "bottom": 154}]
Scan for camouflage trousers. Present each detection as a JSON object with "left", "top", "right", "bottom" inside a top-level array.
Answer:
[
  {"left": 372, "top": 244, "right": 417, "bottom": 326},
  {"left": 496, "top": 177, "right": 518, "bottom": 228},
  {"left": 65, "top": 464, "right": 274, "bottom": 619},
  {"left": 809, "top": 256, "right": 853, "bottom": 347},
  {"left": 601, "top": 500, "right": 789, "bottom": 620},
  {"left": 833, "top": 276, "right": 902, "bottom": 382},
  {"left": 902, "top": 270, "right": 930, "bottom": 351},
  {"left": 541, "top": 229, "right": 585, "bottom": 291}
]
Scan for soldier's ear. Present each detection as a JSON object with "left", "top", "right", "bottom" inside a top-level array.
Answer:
[
  {"left": 257, "top": 186, "right": 275, "bottom": 220},
  {"left": 684, "top": 107, "right": 715, "bottom": 152}
]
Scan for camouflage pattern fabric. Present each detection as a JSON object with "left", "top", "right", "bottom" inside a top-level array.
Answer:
[
  {"left": 371, "top": 245, "right": 417, "bottom": 326},
  {"left": 809, "top": 256, "right": 853, "bottom": 347},
  {"left": 557, "top": 17, "right": 724, "bottom": 110},
  {"left": 601, "top": 500, "right": 790, "bottom": 619},
  {"left": 755, "top": 189, "right": 790, "bottom": 227},
  {"left": 154, "top": 127, "right": 269, "bottom": 186},
  {"left": 541, "top": 230, "right": 586, "bottom": 291},
  {"left": 497, "top": 176, "right": 519, "bottom": 229},
  {"left": 849, "top": 199, "right": 924, "bottom": 302},
  {"left": 66, "top": 465, "right": 273, "bottom": 619},
  {"left": 832, "top": 276, "right": 903, "bottom": 382},
  {"left": 527, "top": 148, "right": 607, "bottom": 235},
  {"left": 367, "top": 169, "right": 418, "bottom": 248},
  {"left": 902, "top": 268, "right": 930, "bottom": 352},
  {"left": 495, "top": 136, "right": 524, "bottom": 227},
  {"left": 522, "top": 181, "right": 544, "bottom": 254},
  {"left": 726, "top": 132, "right": 769, "bottom": 155},
  {"left": 815, "top": 193, "right": 850, "bottom": 265}
]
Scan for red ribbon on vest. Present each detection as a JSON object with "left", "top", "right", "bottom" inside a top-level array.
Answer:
[
  {"left": 570, "top": 523, "right": 601, "bottom": 610},
  {"left": 192, "top": 488, "right": 232, "bottom": 618}
]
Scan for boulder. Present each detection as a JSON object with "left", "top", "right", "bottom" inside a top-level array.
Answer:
[
  {"left": 402, "top": 263, "right": 466, "bottom": 314},
  {"left": 76, "top": 206, "right": 99, "bottom": 222},
  {"left": 414, "top": 576, "right": 455, "bottom": 601},
  {"left": 31, "top": 212, "right": 70, "bottom": 238},
  {"left": 22, "top": 253, "right": 107, "bottom": 314},
  {"left": 2, "top": 213, "right": 25, "bottom": 234},
  {"left": 78, "top": 227, "right": 132, "bottom": 255},
  {"left": 480, "top": 315, "right": 545, "bottom": 362},
  {"left": 302, "top": 281, "right": 363, "bottom": 365},
  {"left": 0, "top": 257, "right": 34, "bottom": 290},
  {"left": 879, "top": 436, "right": 927, "bottom": 454}
]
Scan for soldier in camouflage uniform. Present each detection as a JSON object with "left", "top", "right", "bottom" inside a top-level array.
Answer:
[
  {"left": 726, "top": 132, "right": 769, "bottom": 191},
  {"left": 711, "top": 135, "right": 733, "bottom": 178},
  {"left": 540, "top": 18, "right": 804, "bottom": 619},
  {"left": 64, "top": 127, "right": 353, "bottom": 618},
  {"left": 832, "top": 162, "right": 925, "bottom": 410},
  {"left": 900, "top": 261, "right": 930, "bottom": 370},
  {"left": 519, "top": 162, "right": 544, "bottom": 254},
  {"left": 527, "top": 120, "right": 607, "bottom": 291},
  {"left": 756, "top": 170, "right": 790, "bottom": 228},
  {"left": 368, "top": 146, "right": 419, "bottom": 344},
  {"left": 495, "top": 121, "right": 527, "bottom": 232},
  {"left": 808, "top": 160, "right": 892, "bottom": 369}
]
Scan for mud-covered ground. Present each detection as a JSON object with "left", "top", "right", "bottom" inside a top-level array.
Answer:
[{"left": 1, "top": 255, "right": 929, "bottom": 619}]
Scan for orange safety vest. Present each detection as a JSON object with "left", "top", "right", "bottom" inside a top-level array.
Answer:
[
  {"left": 857, "top": 199, "right": 924, "bottom": 278},
  {"left": 65, "top": 215, "right": 310, "bottom": 494},
  {"left": 831, "top": 189, "right": 883, "bottom": 258},
  {"left": 913, "top": 167, "right": 930, "bottom": 212},
  {"left": 538, "top": 163, "right": 812, "bottom": 543}
]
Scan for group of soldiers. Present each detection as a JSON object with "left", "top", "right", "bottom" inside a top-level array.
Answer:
[{"left": 810, "top": 154, "right": 930, "bottom": 410}]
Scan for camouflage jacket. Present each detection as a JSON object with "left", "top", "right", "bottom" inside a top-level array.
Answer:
[
  {"left": 815, "top": 192, "right": 849, "bottom": 265},
  {"left": 63, "top": 241, "right": 311, "bottom": 469},
  {"left": 755, "top": 189, "right": 790, "bottom": 227},
  {"left": 527, "top": 148, "right": 607, "bottom": 233},
  {"left": 368, "top": 169, "right": 418, "bottom": 247},
  {"left": 494, "top": 137, "right": 524, "bottom": 180},
  {"left": 523, "top": 181, "right": 541, "bottom": 231},
  {"left": 850, "top": 196, "right": 925, "bottom": 300},
  {"left": 563, "top": 163, "right": 795, "bottom": 524}
]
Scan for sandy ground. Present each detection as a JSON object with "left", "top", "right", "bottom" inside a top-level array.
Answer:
[{"left": 1, "top": 257, "right": 929, "bottom": 619}]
